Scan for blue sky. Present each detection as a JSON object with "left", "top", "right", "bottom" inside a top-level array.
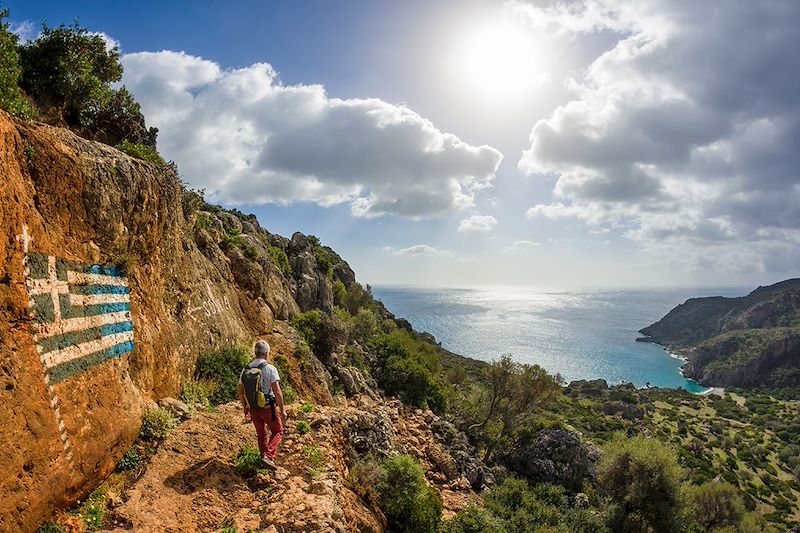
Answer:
[{"left": 8, "top": 1, "right": 800, "bottom": 289}]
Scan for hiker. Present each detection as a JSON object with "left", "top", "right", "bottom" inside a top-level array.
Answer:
[{"left": 238, "top": 340, "right": 287, "bottom": 469}]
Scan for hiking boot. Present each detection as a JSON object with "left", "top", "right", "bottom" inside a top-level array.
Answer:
[{"left": 261, "top": 456, "right": 277, "bottom": 470}]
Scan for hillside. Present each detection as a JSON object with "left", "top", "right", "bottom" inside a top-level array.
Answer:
[
  {"left": 3, "top": 112, "right": 797, "bottom": 532},
  {"left": 639, "top": 281, "right": 800, "bottom": 389}
]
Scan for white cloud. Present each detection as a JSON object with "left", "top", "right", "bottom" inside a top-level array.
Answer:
[
  {"left": 504, "top": 240, "right": 541, "bottom": 252},
  {"left": 513, "top": 0, "right": 800, "bottom": 274},
  {"left": 92, "top": 31, "right": 121, "bottom": 53},
  {"left": 384, "top": 245, "right": 454, "bottom": 257},
  {"left": 121, "top": 51, "right": 502, "bottom": 218},
  {"left": 9, "top": 20, "right": 37, "bottom": 42},
  {"left": 457, "top": 214, "right": 498, "bottom": 233}
]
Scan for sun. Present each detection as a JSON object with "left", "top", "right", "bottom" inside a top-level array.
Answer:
[{"left": 454, "top": 19, "right": 549, "bottom": 100}]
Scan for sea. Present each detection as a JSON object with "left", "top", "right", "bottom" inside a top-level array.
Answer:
[{"left": 371, "top": 286, "right": 749, "bottom": 393}]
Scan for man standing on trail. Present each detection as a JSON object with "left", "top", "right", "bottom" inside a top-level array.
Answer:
[{"left": 238, "top": 340, "right": 287, "bottom": 470}]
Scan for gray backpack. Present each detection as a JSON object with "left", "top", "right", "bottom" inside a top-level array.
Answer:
[{"left": 241, "top": 362, "right": 275, "bottom": 409}]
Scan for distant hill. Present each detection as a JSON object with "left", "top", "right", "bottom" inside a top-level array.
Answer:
[{"left": 639, "top": 280, "right": 800, "bottom": 389}]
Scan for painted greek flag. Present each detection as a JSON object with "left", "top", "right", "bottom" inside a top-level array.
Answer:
[{"left": 25, "top": 252, "right": 135, "bottom": 385}]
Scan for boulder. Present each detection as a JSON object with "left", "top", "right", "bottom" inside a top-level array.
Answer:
[
  {"left": 158, "top": 397, "right": 191, "bottom": 419},
  {"left": 345, "top": 409, "right": 396, "bottom": 459},
  {"left": 602, "top": 400, "right": 644, "bottom": 420},
  {"left": 499, "top": 427, "right": 600, "bottom": 491}
]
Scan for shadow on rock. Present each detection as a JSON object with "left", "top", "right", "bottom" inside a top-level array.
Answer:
[{"left": 163, "top": 457, "right": 243, "bottom": 495}]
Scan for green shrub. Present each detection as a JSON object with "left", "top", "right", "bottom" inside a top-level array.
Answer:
[
  {"left": 0, "top": 8, "right": 32, "bottom": 119},
  {"left": 314, "top": 246, "right": 334, "bottom": 278},
  {"left": 291, "top": 310, "right": 323, "bottom": 354},
  {"left": 598, "top": 433, "right": 684, "bottom": 533},
  {"left": 195, "top": 216, "right": 213, "bottom": 231},
  {"left": 351, "top": 307, "right": 380, "bottom": 346},
  {"left": 300, "top": 402, "right": 314, "bottom": 414},
  {"left": 267, "top": 245, "right": 291, "bottom": 277},
  {"left": 140, "top": 406, "right": 178, "bottom": 440},
  {"left": 221, "top": 227, "right": 243, "bottom": 249},
  {"left": 305, "top": 446, "right": 326, "bottom": 476},
  {"left": 233, "top": 444, "right": 262, "bottom": 476},
  {"left": 195, "top": 346, "right": 250, "bottom": 405},
  {"left": 116, "top": 447, "right": 141, "bottom": 472},
  {"left": 296, "top": 420, "right": 311, "bottom": 435},
  {"left": 281, "top": 381, "right": 297, "bottom": 404},
  {"left": 181, "top": 378, "right": 218, "bottom": 407},
  {"left": 481, "top": 478, "right": 608, "bottom": 533},
  {"left": 687, "top": 481, "right": 745, "bottom": 530},
  {"left": 115, "top": 141, "right": 164, "bottom": 166},
  {"left": 379, "top": 455, "right": 442, "bottom": 533},
  {"left": 440, "top": 505, "right": 508, "bottom": 533},
  {"left": 333, "top": 280, "right": 347, "bottom": 306}
]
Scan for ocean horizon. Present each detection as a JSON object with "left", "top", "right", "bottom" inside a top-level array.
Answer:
[{"left": 372, "top": 285, "right": 750, "bottom": 392}]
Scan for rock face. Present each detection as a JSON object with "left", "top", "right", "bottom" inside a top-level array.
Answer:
[
  {"left": 639, "top": 280, "right": 800, "bottom": 388},
  {"left": 498, "top": 427, "right": 601, "bottom": 491},
  {"left": 0, "top": 112, "right": 352, "bottom": 532}
]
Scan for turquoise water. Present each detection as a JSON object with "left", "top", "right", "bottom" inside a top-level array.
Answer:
[{"left": 371, "top": 286, "right": 747, "bottom": 392}]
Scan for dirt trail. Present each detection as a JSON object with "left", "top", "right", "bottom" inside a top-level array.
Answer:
[{"left": 100, "top": 399, "right": 479, "bottom": 533}]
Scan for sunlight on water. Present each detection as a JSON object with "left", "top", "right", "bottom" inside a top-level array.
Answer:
[{"left": 372, "top": 286, "right": 748, "bottom": 392}]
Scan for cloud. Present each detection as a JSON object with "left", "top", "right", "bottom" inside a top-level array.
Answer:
[
  {"left": 121, "top": 51, "right": 502, "bottom": 218},
  {"left": 92, "top": 31, "right": 121, "bottom": 53},
  {"left": 504, "top": 240, "right": 541, "bottom": 252},
  {"left": 512, "top": 0, "right": 800, "bottom": 273},
  {"left": 383, "top": 245, "right": 454, "bottom": 257},
  {"left": 9, "top": 20, "right": 37, "bottom": 42},
  {"left": 457, "top": 214, "right": 498, "bottom": 233}
]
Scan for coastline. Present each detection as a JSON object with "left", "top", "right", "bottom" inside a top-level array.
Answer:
[{"left": 659, "top": 343, "right": 713, "bottom": 394}]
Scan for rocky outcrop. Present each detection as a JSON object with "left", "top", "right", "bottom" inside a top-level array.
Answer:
[
  {"left": 0, "top": 112, "right": 353, "bottom": 532},
  {"left": 639, "top": 280, "right": 800, "bottom": 389},
  {"left": 498, "top": 427, "right": 601, "bottom": 491}
]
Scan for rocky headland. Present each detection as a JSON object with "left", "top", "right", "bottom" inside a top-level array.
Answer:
[{"left": 640, "top": 281, "right": 800, "bottom": 389}]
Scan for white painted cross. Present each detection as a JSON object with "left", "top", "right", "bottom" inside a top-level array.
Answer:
[
  {"left": 27, "top": 256, "right": 69, "bottom": 322},
  {"left": 16, "top": 224, "right": 32, "bottom": 253}
]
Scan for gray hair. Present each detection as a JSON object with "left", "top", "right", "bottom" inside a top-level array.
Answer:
[{"left": 254, "top": 340, "right": 270, "bottom": 357}]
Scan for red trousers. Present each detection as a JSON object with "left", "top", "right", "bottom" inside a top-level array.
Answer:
[{"left": 250, "top": 407, "right": 283, "bottom": 460}]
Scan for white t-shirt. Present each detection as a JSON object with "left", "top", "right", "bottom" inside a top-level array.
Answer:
[{"left": 245, "top": 358, "right": 280, "bottom": 392}]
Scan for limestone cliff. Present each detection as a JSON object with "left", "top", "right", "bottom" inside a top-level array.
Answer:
[
  {"left": 639, "top": 280, "right": 800, "bottom": 388},
  {"left": 0, "top": 112, "right": 471, "bottom": 532}
]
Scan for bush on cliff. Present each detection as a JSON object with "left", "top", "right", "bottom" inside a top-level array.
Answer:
[
  {"left": 195, "top": 346, "right": 251, "bottom": 405},
  {"left": 116, "top": 140, "right": 164, "bottom": 167},
  {"left": 597, "top": 434, "right": 684, "bottom": 533},
  {"left": 379, "top": 455, "right": 442, "bottom": 533},
  {"left": 369, "top": 331, "right": 446, "bottom": 412},
  {"left": 267, "top": 245, "right": 291, "bottom": 277},
  {"left": 291, "top": 309, "right": 348, "bottom": 361}
]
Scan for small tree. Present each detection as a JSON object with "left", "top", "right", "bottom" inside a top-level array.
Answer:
[
  {"left": 473, "top": 355, "right": 563, "bottom": 462},
  {"left": 597, "top": 434, "right": 684, "bottom": 533}
]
